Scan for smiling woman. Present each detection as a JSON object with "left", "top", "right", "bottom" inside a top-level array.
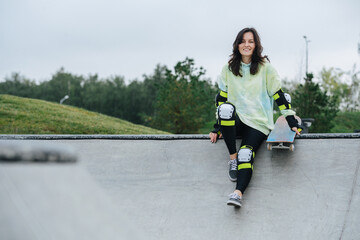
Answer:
[{"left": 209, "top": 27, "right": 302, "bottom": 208}]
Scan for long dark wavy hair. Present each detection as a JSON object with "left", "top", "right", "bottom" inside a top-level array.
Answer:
[{"left": 228, "top": 28, "right": 268, "bottom": 77}]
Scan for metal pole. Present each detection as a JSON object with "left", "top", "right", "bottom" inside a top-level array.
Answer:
[{"left": 303, "top": 36, "right": 310, "bottom": 75}]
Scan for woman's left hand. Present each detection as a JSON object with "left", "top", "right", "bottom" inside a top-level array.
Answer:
[{"left": 292, "top": 127, "right": 301, "bottom": 136}]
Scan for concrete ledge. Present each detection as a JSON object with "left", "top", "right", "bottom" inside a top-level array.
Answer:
[{"left": 1, "top": 133, "right": 360, "bottom": 140}]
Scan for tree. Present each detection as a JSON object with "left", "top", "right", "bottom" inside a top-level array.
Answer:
[
  {"left": 123, "top": 80, "right": 146, "bottom": 123},
  {"left": 319, "top": 67, "right": 351, "bottom": 110},
  {"left": 38, "top": 68, "right": 84, "bottom": 105},
  {"left": 103, "top": 76, "right": 127, "bottom": 119},
  {"left": 151, "top": 58, "right": 216, "bottom": 133},
  {"left": 81, "top": 74, "right": 111, "bottom": 114},
  {"left": 292, "top": 73, "right": 339, "bottom": 133},
  {"left": 139, "top": 64, "right": 168, "bottom": 125},
  {"left": 0, "top": 73, "right": 38, "bottom": 97},
  {"left": 345, "top": 65, "right": 360, "bottom": 111}
]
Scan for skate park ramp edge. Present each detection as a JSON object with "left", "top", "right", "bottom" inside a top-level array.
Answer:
[{"left": 1, "top": 134, "right": 360, "bottom": 240}]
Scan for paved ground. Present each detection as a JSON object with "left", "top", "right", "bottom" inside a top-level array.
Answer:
[{"left": 1, "top": 137, "right": 360, "bottom": 239}]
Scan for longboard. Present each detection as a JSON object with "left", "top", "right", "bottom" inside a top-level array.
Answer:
[{"left": 266, "top": 115, "right": 301, "bottom": 151}]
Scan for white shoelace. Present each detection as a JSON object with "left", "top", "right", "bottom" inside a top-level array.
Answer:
[
  {"left": 228, "top": 159, "right": 237, "bottom": 170},
  {"left": 228, "top": 192, "right": 241, "bottom": 200}
]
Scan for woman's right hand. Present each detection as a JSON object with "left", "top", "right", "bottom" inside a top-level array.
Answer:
[{"left": 209, "top": 132, "right": 222, "bottom": 143}]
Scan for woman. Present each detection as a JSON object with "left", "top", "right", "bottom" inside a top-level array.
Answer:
[{"left": 209, "top": 27, "right": 302, "bottom": 207}]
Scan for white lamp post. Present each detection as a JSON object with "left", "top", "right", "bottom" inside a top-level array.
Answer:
[{"left": 60, "top": 95, "right": 69, "bottom": 104}]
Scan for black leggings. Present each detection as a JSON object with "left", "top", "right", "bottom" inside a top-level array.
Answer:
[{"left": 220, "top": 114, "right": 266, "bottom": 193}]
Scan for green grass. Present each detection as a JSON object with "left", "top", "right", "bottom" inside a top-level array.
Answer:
[{"left": 0, "top": 94, "right": 169, "bottom": 134}]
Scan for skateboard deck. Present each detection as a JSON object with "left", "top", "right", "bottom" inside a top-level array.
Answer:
[{"left": 266, "top": 115, "right": 301, "bottom": 151}]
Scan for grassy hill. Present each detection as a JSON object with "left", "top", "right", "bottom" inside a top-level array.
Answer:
[{"left": 0, "top": 94, "right": 168, "bottom": 134}]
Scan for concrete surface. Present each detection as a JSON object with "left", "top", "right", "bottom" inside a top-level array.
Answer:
[{"left": 1, "top": 137, "right": 360, "bottom": 240}]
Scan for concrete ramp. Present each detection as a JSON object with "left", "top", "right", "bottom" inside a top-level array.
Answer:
[
  {"left": 0, "top": 141, "right": 138, "bottom": 240},
  {"left": 1, "top": 137, "right": 360, "bottom": 239}
]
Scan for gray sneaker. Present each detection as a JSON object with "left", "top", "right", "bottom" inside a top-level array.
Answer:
[
  {"left": 228, "top": 159, "right": 237, "bottom": 182},
  {"left": 227, "top": 192, "right": 242, "bottom": 207}
]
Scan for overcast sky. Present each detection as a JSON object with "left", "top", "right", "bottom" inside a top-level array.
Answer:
[{"left": 1, "top": 0, "right": 359, "bottom": 84}]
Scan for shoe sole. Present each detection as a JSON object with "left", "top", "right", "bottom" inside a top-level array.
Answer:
[
  {"left": 228, "top": 175, "right": 237, "bottom": 182},
  {"left": 227, "top": 199, "right": 241, "bottom": 207}
]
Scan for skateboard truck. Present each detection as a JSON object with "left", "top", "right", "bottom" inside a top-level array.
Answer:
[{"left": 267, "top": 142, "right": 295, "bottom": 151}]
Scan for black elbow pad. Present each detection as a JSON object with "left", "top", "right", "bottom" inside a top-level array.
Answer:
[{"left": 273, "top": 89, "right": 292, "bottom": 111}]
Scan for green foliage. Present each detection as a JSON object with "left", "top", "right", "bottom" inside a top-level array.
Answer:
[
  {"left": 346, "top": 65, "right": 360, "bottom": 111},
  {"left": 37, "top": 68, "right": 84, "bottom": 105},
  {"left": 0, "top": 73, "right": 39, "bottom": 97},
  {"left": 0, "top": 60, "right": 217, "bottom": 134},
  {"left": 2, "top": 61, "right": 359, "bottom": 134},
  {"left": 319, "top": 67, "right": 351, "bottom": 109},
  {"left": 292, "top": 73, "right": 339, "bottom": 133},
  {"left": 198, "top": 120, "right": 217, "bottom": 134},
  {"left": 0, "top": 94, "right": 168, "bottom": 134},
  {"left": 81, "top": 74, "right": 127, "bottom": 120},
  {"left": 0, "top": 68, "right": 165, "bottom": 126},
  {"left": 318, "top": 65, "right": 360, "bottom": 111},
  {"left": 330, "top": 111, "right": 360, "bottom": 133},
  {"left": 134, "top": 64, "right": 168, "bottom": 124},
  {"left": 151, "top": 58, "right": 216, "bottom": 133}
]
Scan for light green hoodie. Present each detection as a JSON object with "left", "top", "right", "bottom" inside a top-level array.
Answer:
[{"left": 217, "top": 61, "right": 295, "bottom": 135}]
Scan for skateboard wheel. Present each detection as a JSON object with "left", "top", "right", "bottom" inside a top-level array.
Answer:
[
  {"left": 267, "top": 143, "right": 272, "bottom": 151},
  {"left": 289, "top": 144, "right": 295, "bottom": 152}
]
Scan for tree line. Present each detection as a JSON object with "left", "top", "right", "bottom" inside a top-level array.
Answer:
[
  {"left": 288, "top": 66, "right": 360, "bottom": 132},
  {"left": 0, "top": 58, "right": 217, "bottom": 133},
  {"left": 1, "top": 58, "right": 359, "bottom": 133}
]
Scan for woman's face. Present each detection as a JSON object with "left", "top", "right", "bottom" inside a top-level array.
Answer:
[{"left": 238, "top": 32, "right": 255, "bottom": 58}]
